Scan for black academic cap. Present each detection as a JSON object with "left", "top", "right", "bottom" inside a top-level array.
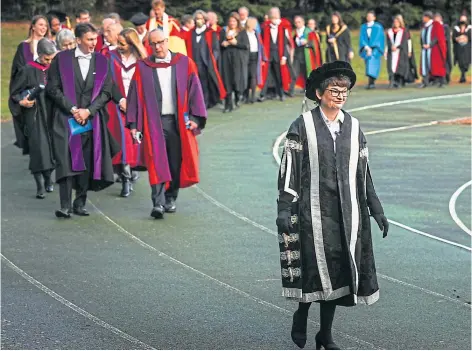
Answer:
[
  {"left": 305, "top": 61, "right": 357, "bottom": 100},
  {"left": 46, "top": 10, "right": 68, "bottom": 22},
  {"left": 129, "top": 12, "right": 149, "bottom": 26}
]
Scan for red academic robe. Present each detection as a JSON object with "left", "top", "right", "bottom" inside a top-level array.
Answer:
[
  {"left": 210, "top": 24, "right": 223, "bottom": 40},
  {"left": 95, "top": 34, "right": 105, "bottom": 52},
  {"left": 107, "top": 50, "right": 138, "bottom": 166},
  {"left": 261, "top": 21, "right": 292, "bottom": 92},
  {"left": 421, "top": 21, "right": 447, "bottom": 77},
  {"left": 183, "top": 29, "right": 226, "bottom": 100},
  {"left": 145, "top": 15, "right": 187, "bottom": 55},
  {"left": 126, "top": 53, "right": 207, "bottom": 188}
]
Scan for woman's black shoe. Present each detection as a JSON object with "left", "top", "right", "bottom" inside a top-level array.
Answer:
[
  {"left": 315, "top": 332, "right": 340, "bottom": 350},
  {"left": 291, "top": 310, "right": 308, "bottom": 349},
  {"left": 36, "top": 191, "right": 45, "bottom": 199}
]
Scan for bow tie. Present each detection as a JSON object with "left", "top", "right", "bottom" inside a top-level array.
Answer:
[
  {"left": 77, "top": 54, "right": 92, "bottom": 60},
  {"left": 155, "top": 58, "right": 171, "bottom": 63},
  {"left": 270, "top": 24, "right": 278, "bottom": 29}
]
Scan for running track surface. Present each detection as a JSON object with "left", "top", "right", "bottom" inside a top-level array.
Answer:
[{"left": 2, "top": 86, "right": 471, "bottom": 349}]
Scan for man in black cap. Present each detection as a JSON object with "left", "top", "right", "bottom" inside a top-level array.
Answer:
[
  {"left": 276, "top": 61, "right": 389, "bottom": 350},
  {"left": 130, "top": 12, "right": 149, "bottom": 44}
]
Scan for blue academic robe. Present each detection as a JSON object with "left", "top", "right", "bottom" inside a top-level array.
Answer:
[{"left": 359, "top": 22, "right": 385, "bottom": 79}]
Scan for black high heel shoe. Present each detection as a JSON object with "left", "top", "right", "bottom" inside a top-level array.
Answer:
[
  {"left": 315, "top": 332, "right": 340, "bottom": 350},
  {"left": 291, "top": 310, "right": 308, "bottom": 349}
]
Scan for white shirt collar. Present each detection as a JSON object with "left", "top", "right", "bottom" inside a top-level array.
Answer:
[
  {"left": 296, "top": 26, "right": 305, "bottom": 34},
  {"left": 75, "top": 47, "right": 92, "bottom": 58},
  {"left": 320, "top": 107, "right": 345, "bottom": 124},
  {"left": 367, "top": 21, "right": 375, "bottom": 27},
  {"left": 121, "top": 53, "right": 137, "bottom": 65},
  {"left": 155, "top": 51, "right": 172, "bottom": 63},
  {"left": 425, "top": 19, "right": 433, "bottom": 27},
  {"left": 195, "top": 25, "right": 207, "bottom": 35}
]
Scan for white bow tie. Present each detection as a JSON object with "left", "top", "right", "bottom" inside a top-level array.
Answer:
[
  {"left": 270, "top": 24, "right": 278, "bottom": 29},
  {"left": 77, "top": 54, "right": 92, "bottom": 60},
  {"left": 155, "top": 58, "right": 171, "bottom": 63}
]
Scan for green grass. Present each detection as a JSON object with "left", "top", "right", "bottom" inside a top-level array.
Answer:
[{"left": 0, "top": 24, "right": 463, "bottom": 121}]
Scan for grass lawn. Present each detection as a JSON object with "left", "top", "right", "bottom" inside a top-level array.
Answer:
[{"left": 0, "top": 22, "right": 463, "bottom": 121}]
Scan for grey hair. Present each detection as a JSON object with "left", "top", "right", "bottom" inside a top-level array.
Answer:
[
  {"left": 104, "top": 12, "right": 121, "bottom": 22},
  {"left": 37, "top": 38, "right": 57, "bottom": 56},
  {"left": 314, "top": 75, "right": 352, "bottom": 103},
  {"left": 148, "top": 28, "right": 166, "bottom": 43},
  {"left": 269, "top": 7, "right": 281, "bottom": 18},
  {"left": 238, "top": 6, "right": 249, "bottom": 14},
  {"left": 193, "top": 9, "right": 207, "bottom": 21},
  {"left": 56, "top": 29, "right": 75, "bottom": 48}
]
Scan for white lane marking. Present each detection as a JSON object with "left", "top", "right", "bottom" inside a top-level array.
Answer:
[
  {"left": 1, "top": 254, "right": 156, "bottom": 350},
  {"left": 193, "top": 186, "right": 471, "bottom": 309},
  {"left": 272, "top": 94, "right": 472, "bottom": 251},
  {"left": 88, "top": 200, "right": 379, "bottom": 350},
  {"left": 449, "top": 181, "right": 472, "bottom": 236}
]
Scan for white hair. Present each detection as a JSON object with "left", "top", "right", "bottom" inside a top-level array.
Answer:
[
  {"left": 37, "top": 37, "right": 57, "bottom": 56},
  {"left": 55, "top": 29, "right": 75, "bottom": 48},
  {"left": 193, "top": 9, "right": 208, "bottom": 21},
  {"left": 148, "top": 28, "right": 167, "bottom": 41}
]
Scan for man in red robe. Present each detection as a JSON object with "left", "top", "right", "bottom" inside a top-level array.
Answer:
[
  {"left": 127, "top": 29, "right": 207, "bottom": 219},
  {"left": 258, "top": 8, "right": 293, "bottom": 102},
  {"left": 145, "top": 0, "right": 187, "bottom": 55},
  {"left": 183, "top": 10, "right": 226, "bottom": 109},
  {"left": 207, "top": 11, "right": 222, "bottom": 40},
  {"left": 419, "top": 11, "right": 447, "bottom": 88}
]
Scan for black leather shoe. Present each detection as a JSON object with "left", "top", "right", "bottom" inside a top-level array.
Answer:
[
  {"left": 36, "top": 191, "right": 45, "bottom": 199},
  {"left": 315, "top": 332, "right": 340, "bottom": 350},
  {"left": 131, "top": 172, "right": 140, "bottom": 182},
  {"left": 164, "top": 199, "right": 176, "bottom": 213},
  {"left": 55, "top": 209, "right": 71, "bottom": 218},
  {"left": 291, "top": 310, "right": 308, "bottom": 349},
  {"left": 151, "top": 205, "right": 165, "bottom": 219},
  {"left": 73, "top": 207, "right": 90, "bottom": 216},
  {"left": 120, "top": 180, "right": 131, "bottom": 197},
  {"left": 257, "top": 96, "right": 265, "bottom": 102},
  {"left": 279, "top": 95, "right": 285, "bottom": 102}
]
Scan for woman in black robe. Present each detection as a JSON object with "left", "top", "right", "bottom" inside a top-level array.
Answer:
[
  {"left": 10, "top": 38, "right": 57, "bottom": 199},
  {"left": 453, "top": 15, "right": 471, "bottom": 83},
  {"left": 277, "top": 62, "right": 389, "bottom": 350},
  {"left": 220, "top": 12, "right": 249, "bottom": 113},
  {"left": 385, "top": 15, "right": 418, "bottom": 88},
  {"left": 325, "top": 12, "right": 353, "bottom": 63},
  {"left": 10, "top": 15, "right": 50, "bottom": 150}
]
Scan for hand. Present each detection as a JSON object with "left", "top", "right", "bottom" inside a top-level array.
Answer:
[
  {"left": 391, "top": 45, "right": 397, "bottom": 52},
  {"left": 19, "top": 96, "right": 35, "bottom": 108},
  {"left": 328, "top": 38, "right": 335, "bottom": 43},
  {"left": 149, "top": 9, "right": 156, "bottom": 18},
  {"left": 229, "top": 38, "right": 237, "bottom": 45},
  {"left": 276, "top": 209, "right": 292, "bottom": 234},
  {"left": 366, "top": 48, "right": 372, "bottom": 56},
  {"left": 300, "top": 38, "right": 307, "bottom": 45},
  {"left": 222, "top": 41, "right": 229, "bottom": 47},
  {"left": 186, "top": 120, "right": 198, "bottom": 131},
  {"left": 423, "top": 44, "right": 430, "bottom": 49},
  {"left": 280, "top": 57, "right": 287, "bottom": 65},
  {"left": 348, "top": 51, "right": 354, "bottom": 60},
  {"left": 408, "top": 52, "right": 412, "bottom": 58},
  {"left": 373, "top": 214, "right": 389, "bottom": 238},
  {"left": 119, "top": 99, "right": 127, "bottom": 112},
  {"left": 130, "top": 129, "right": 137, "bottom": 139}
]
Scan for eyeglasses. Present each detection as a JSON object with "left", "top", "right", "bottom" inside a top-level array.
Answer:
[
  {"left": 151, "top": 39, "right": 168, "bottom": 47},
  {"left": 326, "top": 89, "right": 350, "bottom": 98}
]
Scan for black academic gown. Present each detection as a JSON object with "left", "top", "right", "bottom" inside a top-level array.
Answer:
[
  {"left": 220, "top": 29, "right": 249, "bottom": 96},
  {"left": 386, "top": 28, "right": 417, "bottom": 83},
  {"left": 443, "top": 24, "right": 453, "bottom": 82},
  {"left": 453, "top": 25, "right": 472, "bottom": 72},
  {"left": 10, "top": 63, "right": 55, "bottom": 173},
  {"left": 325, "top": 25, "right": 352, "bottom": 63},
  {"left": 9, "top": 42, "right": 34, "bottom": 149},
  {"left": 47, "top": 50, "right": 119, "bottom": 190},
  {"left": 277, "top": 107, "right": 383, "bottom": 306}
]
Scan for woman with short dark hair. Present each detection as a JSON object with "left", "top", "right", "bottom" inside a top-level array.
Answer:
[
  {"left": 10, "top": 38, "right": 57, "bottom": 199},
  {"left": 277, "top": 61, "right": 389, "bottom": 350}
]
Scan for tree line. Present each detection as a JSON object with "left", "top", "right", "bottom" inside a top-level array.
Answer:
[{"left": 2, "top": 0, "right": 469, "bottom": 29}]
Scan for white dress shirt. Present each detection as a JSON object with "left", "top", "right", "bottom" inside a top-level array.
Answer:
[
  {"left": 247, "top": 30, "right": 258, "bottom": 52},
  {"left": 121, "top": 53, "right": 137, "bottom": 96},
  {"left": 320, "top": 107, "right": 345, "bottom": 152},
  {"left": 155, "top": 52, "right": 175, "bottom": 115},
  {"left": 32, "top": 39, "right": 39, "bottom": 60},
  {"left": 74, "top": 47, "right": 92, "bottom": 80},
  {"left": 138, "top": 29, "right": 148, "bottom": 43},
  {"left": 270, "top": 23, "right": 279, "bottom": 43},
  {"left": 195, "top": 25, "right": 207, "bottom": 43},
  {"left": 366, "top": 21, "right": 374, "bottom": 38},
  {"left": 295, "top": 26, "right": 306, "bottom": 46}
]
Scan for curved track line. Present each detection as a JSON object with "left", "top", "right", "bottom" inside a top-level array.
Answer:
[
  {"left": 449, "top": 181, "right": 472, "bottom": 236},
  {"left": 272, "top": 95, "right": 472, "bottom": 251},
  {"left": 1, "top": 254, "right": 156, "bottom": 350},
  {"left": 192, "top": 186, "right": 471, "bottom": 308},
  {"left": 87, "top": 200, "right": 380, "bottom": 350}
]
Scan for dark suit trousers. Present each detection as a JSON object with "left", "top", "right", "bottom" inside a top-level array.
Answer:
[
  {"left": 58, "top": 131, "right": 93, "bottom": 210},
  {"left": 262, "top": 59, "right": 283, "bottom": 97},
  {"left": 290, "top": 51, "right": 306, "bottom": 92},
  {"left": 245, "top": 52, "right": 258, "bottom": 100},
  {"left": 151, "top": 114, "right": 182, "bottom": 207}
]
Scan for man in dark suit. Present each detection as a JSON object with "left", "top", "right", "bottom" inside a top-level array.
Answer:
[{"left": 47, "top": 23, "right": 118, "bottom": 218}]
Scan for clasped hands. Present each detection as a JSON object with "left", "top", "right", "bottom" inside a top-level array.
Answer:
[
  {"left": 19, "top": 95, "right": 35, "bottom": 108},
  {"left": 72, "top": 107, "right": 90, "bottom": 125},
  {"left": 276, "top": 209, "right": 389, "bottom": 238}
]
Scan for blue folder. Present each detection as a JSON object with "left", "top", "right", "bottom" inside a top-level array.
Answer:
[{"left": 68, "top": 117, "right": 92, "bottom": 135}]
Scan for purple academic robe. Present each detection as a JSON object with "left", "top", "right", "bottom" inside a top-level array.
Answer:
[{"left": 46, "top": 49, "right": 119, "bottom": 190}]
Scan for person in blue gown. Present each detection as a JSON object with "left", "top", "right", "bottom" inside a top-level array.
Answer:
[{"left": 359, "top": 11, "right": 385, "bottom": 89}]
